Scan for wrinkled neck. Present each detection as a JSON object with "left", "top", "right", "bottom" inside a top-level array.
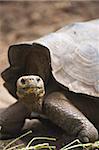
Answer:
[{"left": 19, "top": 94, "right": 44, "bottom": 113}]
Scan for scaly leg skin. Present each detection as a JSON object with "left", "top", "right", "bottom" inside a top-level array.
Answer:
[
  {"left": 43, "top": 92, "right": 98, "bottom": 143},
  {"left": 0, "top": 101, "right": 31, "bottom": 140}
]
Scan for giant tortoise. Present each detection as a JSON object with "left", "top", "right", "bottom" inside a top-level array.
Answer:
[{"left": 0, "top": 19, "right": 99, "bottom": 143}]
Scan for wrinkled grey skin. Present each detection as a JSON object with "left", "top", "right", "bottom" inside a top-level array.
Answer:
[{"left": 0, "top": 44, "right": 99, "bottom": 143}]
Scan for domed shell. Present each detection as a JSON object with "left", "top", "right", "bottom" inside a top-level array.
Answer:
[
  {"left": 35, "top": 19, "right": 99, "bottom": 97},
  {"left": 2, "top": 19, "right": 99, "bottom": 97}
]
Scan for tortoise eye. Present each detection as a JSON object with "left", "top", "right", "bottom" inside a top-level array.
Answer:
[{"left": 21, "top": 78, "right": 26, "bottom": 85}]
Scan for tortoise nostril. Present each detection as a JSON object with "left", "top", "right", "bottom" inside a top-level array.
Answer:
[
  {"left": 21, "top": 78, "right": 26, "bottom": 84},
  {"left": 37, "top": 78, "right": 40, "bottom": 82},
  {"left": 30, "top": 78, "right": 34, "bottom": 81}
]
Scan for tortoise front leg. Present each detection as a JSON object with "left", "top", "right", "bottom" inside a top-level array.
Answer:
[
  {"left": 0, "top": 101, "right": 31, "bottom": 139},
  {"left": 43, "top": 92, "right": 98, "bottom": 143}
]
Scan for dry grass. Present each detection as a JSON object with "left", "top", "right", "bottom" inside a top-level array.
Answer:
[{"left": 3, "top": 131, "right": 99, "bottom": 150}]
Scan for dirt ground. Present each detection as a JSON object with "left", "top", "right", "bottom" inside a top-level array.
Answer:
[
  {"left": 0, "top": 1, "right": 99, "bottom": 149},
  {"left": 0, "top": 1, "right": 99, "bottom": 73}
]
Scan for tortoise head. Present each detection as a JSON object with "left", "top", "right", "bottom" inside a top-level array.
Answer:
[{"left": 16, "top": 75, "right": 45, "bottom": 113}]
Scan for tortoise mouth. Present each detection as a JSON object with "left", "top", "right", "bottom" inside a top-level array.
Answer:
[{"left": 16, "top": 86, "right": 45, "bottom": 98}]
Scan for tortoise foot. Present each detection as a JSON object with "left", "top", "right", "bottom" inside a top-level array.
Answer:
[{"left": 78, "top": 125, "right": 98, "bottom": 143}]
